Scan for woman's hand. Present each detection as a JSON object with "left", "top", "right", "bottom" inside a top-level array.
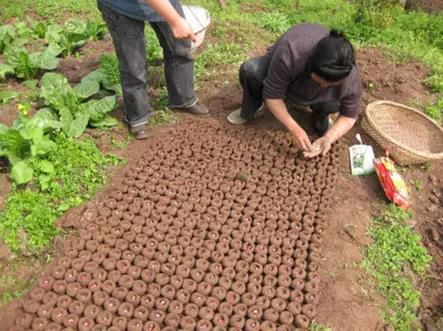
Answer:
[
  {"left": 290, "top": 127, "right": 313, "bottom": 152},
  {"left": 170, "top": 17, "right": 196, "bottom": 41},
  {"left": 303, "top": 136, "right": 332, "bottom": 158}
]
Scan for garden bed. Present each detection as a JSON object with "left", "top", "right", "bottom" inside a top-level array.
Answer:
[{"left": 1, "top": 1, "right": 442, "bottom": 330}]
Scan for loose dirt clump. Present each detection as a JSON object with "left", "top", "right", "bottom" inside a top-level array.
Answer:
[{"left": 9, "top": 120, "right": 341, "bottom": 330}]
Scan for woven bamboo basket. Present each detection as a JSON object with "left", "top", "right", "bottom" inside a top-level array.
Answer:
[{"left": 362, "top": 100, "right": 443, "bottom": 165}]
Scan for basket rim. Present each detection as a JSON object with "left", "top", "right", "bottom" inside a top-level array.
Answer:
[{"left": 365, "top": 100, "right": 443, "bottom": 159}]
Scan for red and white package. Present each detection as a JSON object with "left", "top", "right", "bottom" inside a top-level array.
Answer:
[{"left": 373, "top": 156, "right": 410, "bottom": 210}]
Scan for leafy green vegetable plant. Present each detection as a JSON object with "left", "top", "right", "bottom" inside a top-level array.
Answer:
[
  {"left": 40, "top": 72, "right": 118, "bottom": 137},
  {"left": 0, "top": 105, "right": 61, "bottom": 184},
  {"left": 0, "top": 90, "right": 20, "bottom": 104},
  {"left": 0, "top": 24, "right": 15, "bottom": 53},
  {"left": 45, "top": 19, "right": 106, "bottom": 56},
  {"left": 0, "top": 63, "right": 15, "bottom": 80},
  {"left": 2, "top": 43, "right": 61, "bottom": 80},
  {"left": 82, "top": 54, "right": 122, "bottom": 96}
]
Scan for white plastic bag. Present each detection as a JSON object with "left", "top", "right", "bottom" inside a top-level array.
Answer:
[{"left": 349, "top": 134, "right": 375, "bottom": 176}]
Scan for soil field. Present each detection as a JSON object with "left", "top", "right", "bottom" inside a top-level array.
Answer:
[{"left": 0, "top": 28, "right": 442, "bottom": 331}]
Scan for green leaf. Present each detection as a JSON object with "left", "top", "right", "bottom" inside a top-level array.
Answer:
[
  {"left": 0, "top": 124, "right": 29, "bottom": 164},
  {"left": 35, "top": 48, "right": 59, "bottom": 70},
  {"left": 38, "top": 160, "right": 54, "bottom": 174},
  {"left": 90, "top": 115, "right": 119, "bottom": 128},
  {"left": 22, "top": 79, "right": 38, "bottom": 89},
  {"left": 30, "top": 108, "right": 62, "bottom": 130},
  {"left": 45, "top": 43, "right": 63, "bottom": 57},
  {"left": 45, "top": 24, "right": 64, "bottom": 45},
  {"left": 59, "top": 107, "right": 73, "bottom": 132},
  {"left": 81, "top": 95, "right": 116, "bottom": 122},
  {"left": 85, "top": 20, "right": 107, "bottom": 40},
  {"left": 74, "top": 79, "right": 100, "bottom": 99},
  {"left": 65, "top": 19, "right": 88, "bottom": 36},
  {"left": 65, "top": 112, "right": 90, "bottom": 138},
  {"left": 38, "top": 174, "right": 52, "bottom": 190},
  {"left": 10, "top": 37, "right": 29, "bottom": 48},
  {"left": 81, "top": 69, "right": 105, "bottom": 84},
  {"left": 100, "top": 54, "right": 122, "bottom": 95},
  {"left": 0, "top": 63, "right": 15, "bottom": 80},
  {"left": 31, "top": 21, "right": 48, "bottom": 39},
  {"left": 30, "top": 136, "right": 56, "bottom": 156},
  {"left": 19, "top": 126, "right": 43, "bottom": 142},
  {"left": 0, "top": 25, "right": 15, "bottom": 53},
  {"left": 11, "top": 161, "right": 33, "bottom": 184},
  {"left": 40, "top": 72, "right": 74, "bottom": 109},
  {"left": 0, "top": 90, "right": 20, "bottom": 104},
  {"left": 15, "top": 21, "right": 33, "bottom": 38},
  {"left": 5, "top": 47, "right": 37, "bottom": 80}
]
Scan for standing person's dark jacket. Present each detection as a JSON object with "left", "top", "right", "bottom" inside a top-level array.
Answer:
[{"left": 97, "top": 0, "right": 183, "bottom": 22}]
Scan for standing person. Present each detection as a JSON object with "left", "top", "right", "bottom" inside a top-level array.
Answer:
[
  {"left": 227, "top": 23, "right": 362, "bottom": 158},
  {"left": 98, "top": 0, "right": 209, "bottom": 139}
]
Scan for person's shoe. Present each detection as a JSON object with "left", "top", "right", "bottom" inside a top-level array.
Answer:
[
  {"left": 172, "top": 101, "right": 210, "bottom": 115},
  {"left": 129, "top": 124, "right": 149, "bottom": 140},
  {"left": 227, "top": 104, "right": 265, "bottom": 125}
]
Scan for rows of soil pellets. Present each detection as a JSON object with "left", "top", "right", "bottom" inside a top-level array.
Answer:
[{"left": 13, "top": 122, "right": 340, "bottom": 331}]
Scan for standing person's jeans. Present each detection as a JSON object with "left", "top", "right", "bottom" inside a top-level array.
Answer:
[
  {"left": 239, "top": 55, "right": 340, "bottom": 134},
  {"left": 99, "top": 4, "right": 197, "bottom": 128}
]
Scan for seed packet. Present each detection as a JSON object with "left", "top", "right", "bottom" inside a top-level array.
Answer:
[
  {"left": 349, "top": 134, "right": 375, "bottom": 176},
  {"left": 373, "top": 156, "right": 410, "bottom": 210}
]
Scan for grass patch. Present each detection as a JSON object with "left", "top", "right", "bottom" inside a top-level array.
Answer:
[
  {"left": 424, "top": 98, "right": 443, "bottom": 122},
  {"left": 261, "top": 0, "right": 443, "bottom": 93},
  {"left": 195, "top": 42, "right": 246, "bottom": 79},
  {"left": 0, "top": 0, "right": 99, "bottom": 21},
  {"left": 362, "top": 205, "right": 432, "bottom": 331},
  {"left": 0, "top": 135, "right": 122, "bottom": 254}
]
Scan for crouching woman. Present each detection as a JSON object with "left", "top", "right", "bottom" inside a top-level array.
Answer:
[{"left": 227, "top": 23, "right": 363, "bottom": 158}]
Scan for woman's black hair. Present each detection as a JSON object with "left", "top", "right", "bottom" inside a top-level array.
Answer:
[{"left": 309, "top": 29, "right": 355, "bottom": 82}]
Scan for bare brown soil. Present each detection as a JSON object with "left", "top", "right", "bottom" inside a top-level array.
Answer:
[{"left": 413, "top": 0, "right": 443, "bottom": 12}]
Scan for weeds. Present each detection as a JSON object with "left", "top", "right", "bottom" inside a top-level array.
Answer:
[
  {"left": 195, "top": 42, "right": 245, "bottom": 78},
  {"left": 0, "top": 136, "right": 122, "bottom": 253},
  {"left": 412, "top": 179, "right": 422, "bottom": 191},
  {"left": 0, "top": 275, "right": 29, "bottom": 303},
  {"left": 260, "top": 12, "right": 291, "bottom": 35},
  {"left": 424, "top": 99, "right": 442, "bottom": 122},
  {"left": 260, "top": 0, "right": 443, "bottom": 93},
  {"left": 149, "top": 109, "right": 178, "bottom": 126},
  {"left": 0, "top": 258, "right": 43, "bottom": 306},
  {"left": 362, "top": 205, "right": 432, "bottom": 330}
]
